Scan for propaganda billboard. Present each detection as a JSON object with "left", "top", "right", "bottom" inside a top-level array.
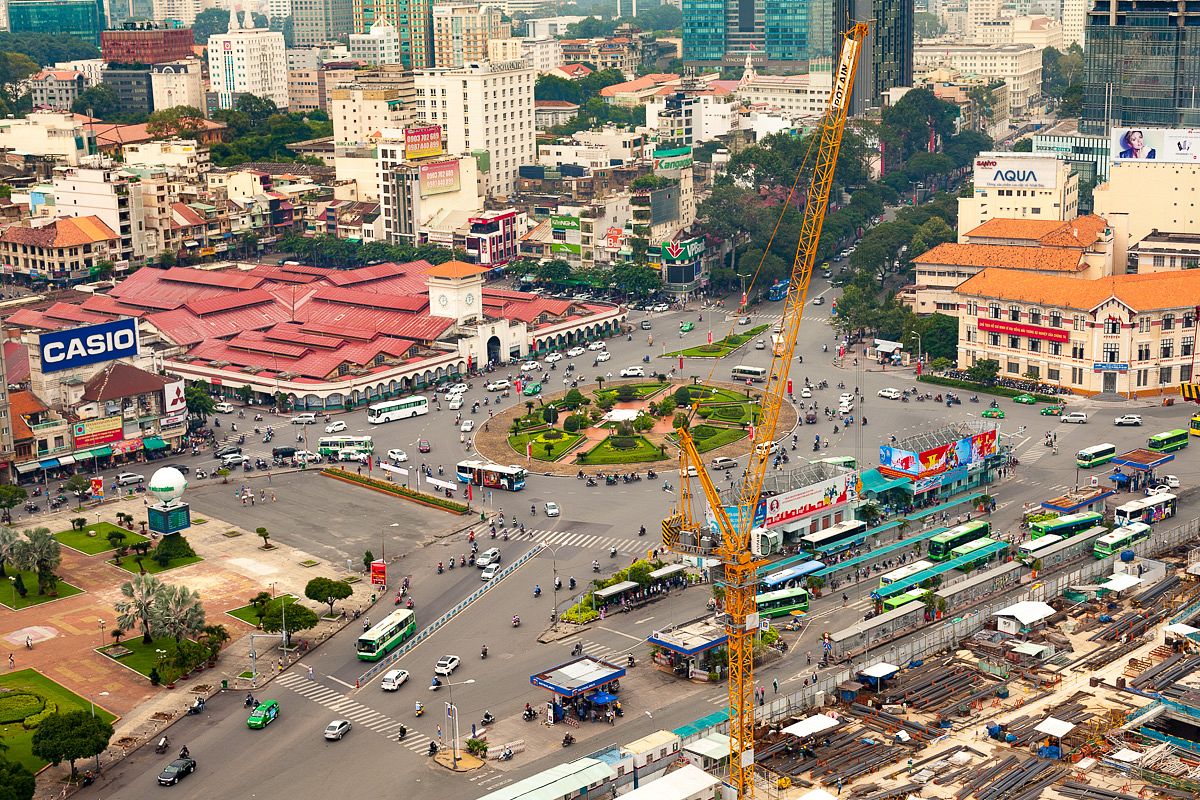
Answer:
[
  {"left": 39, "top": 318, "right": 139, "bottom": 374},
  {"left": 73, "top": 416, "right": 123, "bottom": 449},
  {"left": 881, "top": 428, "right": 998, "bottom": 480}
]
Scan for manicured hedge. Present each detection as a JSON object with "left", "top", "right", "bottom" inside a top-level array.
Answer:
[
  {"left": 323, "top": 468, "right": 469, "bottom": 513},
  {"left": 0, "top": 692, "right": 43, "bottom": 724}
]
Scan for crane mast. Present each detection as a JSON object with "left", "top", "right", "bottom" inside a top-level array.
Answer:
[{"left": 669, "top": 23, "right": 868, "bottom": 800}]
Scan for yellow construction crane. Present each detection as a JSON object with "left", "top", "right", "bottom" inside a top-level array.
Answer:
[{"left": 665, "top": 22, "right": 869, "bottom": 800}]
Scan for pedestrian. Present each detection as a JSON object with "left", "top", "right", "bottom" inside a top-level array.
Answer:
[
  {"left": 837, "top": 778, "right": 843, "bottom": 795},
  {"left": 308, "top": 666, "right": 314, "bottom": 680},
  {"left": 772, "top": 678, "right": 779, "bottom": 694},
  {"left": 277, "top": 658, "right": 284, "bottom": 672},
  {"left": 271, "top": 491, "right": 277, "bottom": 502},
  {"left": 807, "top": 652, "right": 812, "bottom": 665},
  {"left": 437, "top": 724, "right": 443, "bottom": 740},
  {"left": 6, "top": 654, "right": 11, "bottom": 669}
]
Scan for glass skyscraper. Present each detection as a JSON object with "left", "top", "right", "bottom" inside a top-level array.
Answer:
[
  {"left": 833, "top": 0, "right": 913, "bottom": 113},
  {"left": 682, "top": 0, "right": 835, "bottom": 69},
  {"left": 8, "top": 0, "right": 104, "bottom": 45},
  {"left": 1081, "top": 0, "right": 1200, "bottom": 134}
]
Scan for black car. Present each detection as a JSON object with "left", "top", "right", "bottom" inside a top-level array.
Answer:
[
  {"left": 162, "top": 463, "right": 190, "bottom": 475},
  {"left": 214, "top": 445, "right": 242, "bottom": 458},
  {"left": 271, "top": 446, "right": 298, "bottom": 459},
  {"left": 158, "top": 757, "right": 196, "bottom": 786}
]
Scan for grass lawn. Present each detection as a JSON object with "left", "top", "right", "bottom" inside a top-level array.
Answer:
[
  {"left": 664, "top": 325, "right": 769, "bottom": 358},
  {"left": 112, "top": 553, "right": 203, "bottom": 575},
  {"left": 690, "top": 426, "right": 749, "bottom": 453},
  {"left": 697, "top": 402, "right": 760, "bottom": 426},
  {"left": 508, "top": 429, "right": 585, "bottom": 462},
  {"left": 685, "top": 385, "right": 750, "bottom": 403},
  {"left": 99, "top": 635, "right": 188, "bottom": 679},
  {"left": 225, "top": 594, "right": 299, "bottom": 627},
  {"left": 0, "top": 670, "right": 117, "bottom": 773},
  {"left": 594, "top": 383, "right": 668, "bottom": 402},
  {"left": 0, "top": 569, "right": 83, "bottom": 611},
  {"left": 53, "top": 522, "right": 146, "bottom": 555},
  {"left": 578, "top": 435, "right": 667, "bottom": 465}
]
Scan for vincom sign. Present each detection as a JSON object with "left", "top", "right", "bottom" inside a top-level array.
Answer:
[{"left": 39, "top": 318, "right": 139, "bottom": 374}]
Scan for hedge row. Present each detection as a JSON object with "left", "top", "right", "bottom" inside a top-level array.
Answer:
[
  {"left": 918, "top": 375, "right": 1059, "bottom": 403},
  {"left": 322, "top": 468, "right": 469, "bottom": 513},
  {"left": 0, "top": 692, "right": 43, "bottom": 724},
  {"left": 23, "top": 702, "right": 57, "bottom": 730}
]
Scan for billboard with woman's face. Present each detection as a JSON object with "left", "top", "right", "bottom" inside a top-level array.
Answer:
[{"left": 1110, "top": 127, "right": 1200, "bottom": 163}]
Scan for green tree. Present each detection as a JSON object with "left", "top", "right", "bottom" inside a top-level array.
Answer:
[
  {"left": 0, "top": 485, "right": 26, "bottom": 526},
  {"left": 0, "top": 31, "right": 98, "bottom": 65},
  {"left": 145, "top": 106, "right": 206, "bottom": 138},
  {"left": 185, "top": 383, "right": 216, "bottom": 422},
  {"left": 914, "top": 10, "right": 945, "bottom": 37},
  {"left": 1012, "top": 139, "right": 1033, "bottom": 153},
  {"left": 106, "top": 529, "right": 127, "bottom": 563},
  {"left": 64, "top": 474, "right": 91, "bottom": 508},
  {"left": 857, "top": 501, "right": 883, "bottom": 528},
  {"left": 304, "top": 576, "right": 353, "bottom": 616},
  {"left": 256, "top": 527, "right": 271, "bottom": 548},
  {"left": 535, "top": 258, "right": 572, "bottom": 284},
  {"left": 13, "top": 528, "right": 61, "bottom": 595},
  {"left": 31, "top": 711, "right": 112, "bottom": 779},
  {"left": 70, "top": 85, "right": 121, "bottom": 119},
  {"left": 248, "top": 590, "right": 272, "bottom": 624},
  {"left": 0, "top": 526, "right": 17, "bottom": 578},
  {"left": 562, "top": 388, "right": 586, "bottom": 409},
  {"left": 158, "top": 250, "right": 177, "bottom": 268},
  {"left": 154, "top": 583, "right": 206, "bottom": 644},
  {"left": 0, "top": 745, "right": 35, "bottom": 800},
  {"left": 542, "top": 405, "right": 559, "bottom": 425},
  {"left": 966, "top": 358, "right": 1000, "bottom": 385},
  {"left": 262, "top": 599, "right": 319, "bottom": 640},
  {"left": 908, "top": 216, "right": 956, "bottom": 259},
  {"left": 115, "top": 574, "right": 165, "bottom": 644},
  {"left": 672, "top": 412, "right": 689, "bottom": 431},
  {"left": 906, "top": 313, "right": 959, "bottom": 361},
  {"left": 236, "top": 384, "right": 253, "bottom": 403},
  {"left": 534, "top": 74, "right": 582, "bottom": 104}
]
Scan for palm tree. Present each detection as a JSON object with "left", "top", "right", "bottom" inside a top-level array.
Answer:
[
  {"left": 199, "top": 624, "right": 230, "bottom": 661},
  {"left": 0, "top": 527, "right": 18, "bottom": 578},
  {"left": 154, "top": 583, "right": 206, "bottom": 645},
  {"left": 13, "top": 528, "right": 62, "bottom": 595},
  {"left": 596, "top": 376, "right": 605, "bottom": 391},
  {"left": 115, "top": 574, "right": 165, "bottom": 644}
]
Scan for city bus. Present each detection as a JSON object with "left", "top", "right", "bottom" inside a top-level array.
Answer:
[
  {"left": 767, "top": 281, "right": 789, "bottom": 301},
  {"left": 455, "top": 460, "right": 527, "bottom": 491},
  {"left": 316, "top": 435, "right": 374, "bottom": 460},
  {"left": 1094, "top": 522, "right": 1152, "bottom": 559},
  {"left": 731, "top": 365, "right": 768, "bottom": 383},
  {"left": 950, "top": 537, "right": 1002, "bottom": 570},
  {"left": 1029, "top": 511, "right": 1104, "bottom": 539},
  {"left": 1076, "top": 443, "right": 1117, "bottom": 468},
  {"left": 760, "top": 560, "right": 825, "bottom": 592},
  {"left": 1191, "top": 414, "right": 1200, "bottom": 437},
  {"left": 928, "top": 520, "right": 991, "bottom": 561},
  {"left": 356, "top": 609, "right": 417, "bottom": 661},
  {"left": 367, "top": 395, "right": 430, "bottom": 424},
  {"left": 1114, "top": 493, "right": 1177, "bottom": 526},
  {"left": 1148, "top": 429, "right": 1190, "bottom": 454},
  {"left": 882, "top": 588, "right": 930, "bottom": 612},
  {"left": 818, "top": 456, "right": 857, "bottom": 470},
  {"left": 1018, "top": 534, "right": 1064, "bottom": 561},
  {"left": 799, "top": 519, "right": 869, "bottom": 555},
  {"left": 879, "top": 560, "right": 934, "bottom": 589},
  {"left": 755, "top": 585, "right": 809, "bottom": 617}
]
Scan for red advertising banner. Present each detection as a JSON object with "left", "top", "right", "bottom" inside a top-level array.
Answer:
[
  {"left": 764, "top": 474, "right": 854, "bottom": 527},
  {"left": 90, "top": 477, "right": 104, "bottom": 498},
  {"left": 369, "top": 559, "right": 387, "bottom": 586},
  {"left": 419, "top": 160, "right": 461, "bottom": 196},
  {"left": 405, "top": 125, "right": 443, "bottom": 159},
  {"left": 977, "top": 318, "right": 1069, "bottom": 343}
]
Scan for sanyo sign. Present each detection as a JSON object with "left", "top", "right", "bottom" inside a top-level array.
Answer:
[
  {"left": 974, "top": 155, "right": 1058, "bottom": 190},
  {"left": 39, "top": 318, "right": 139, "bottom": 374}
]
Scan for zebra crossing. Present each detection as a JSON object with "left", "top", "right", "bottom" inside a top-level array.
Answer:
[
  {"left": 576, "top": 638, "right": 631, "bottom": 664},
  {"left": 507, "top": 527, "right": 652, "bottom": 556}
]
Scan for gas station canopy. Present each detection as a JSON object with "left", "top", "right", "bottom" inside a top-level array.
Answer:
[{"left": 530, "top": 656, "right": 625, "bottom": 699}]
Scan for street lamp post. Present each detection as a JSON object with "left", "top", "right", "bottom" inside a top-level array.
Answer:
[
  {"left": 444, "top": 678, "right": 476, "bottom": 767},
  {"left": 543, "top": 542, "right": 563, "bottom": 629},
  {"left": 98, "top": 619, "right": 105, "bottom": 649},
  {"left": 381, "top": 522, "right": 399, "bottom": 566},
  {"left": 912, "top": 332, "right": 922, "bottom": 367}
]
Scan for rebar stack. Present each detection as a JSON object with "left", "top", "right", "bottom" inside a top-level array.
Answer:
[
  {"left": 876, "top": 658, "right": 1002, "bottom": 714},
  {"left": 1129, "top": 653, "right": 1200, "bottom": 691},
  {"left": 956, "top": 755, "right": 1067, "bottom": 800}
]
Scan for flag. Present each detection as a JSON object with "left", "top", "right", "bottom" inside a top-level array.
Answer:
[
  {"left": 467, "top": 483, "right": 473, "bottom": 501},
  {"left": 367, "top": 455, "right": 373, "bottom": 471},
  {"left": 707, "top": 331, "right": 712, "bottom": 344},
  {"left": 749, "top": 424, "right": 756, "bottom": 441}
]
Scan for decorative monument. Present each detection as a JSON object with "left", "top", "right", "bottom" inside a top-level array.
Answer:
[{"left": 147, "top": 466, "right": 191, "bottom": 536}]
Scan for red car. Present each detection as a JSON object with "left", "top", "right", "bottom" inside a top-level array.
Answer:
[{"left": 418, "top": 438, "right": 431, "bottom": 453}]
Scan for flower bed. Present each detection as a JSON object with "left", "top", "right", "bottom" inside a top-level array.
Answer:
[{"left": 322, "top": 467, "right": 469, "bottom": 514}]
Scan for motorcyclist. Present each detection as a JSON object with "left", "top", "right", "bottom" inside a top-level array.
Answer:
[
  {"left": 609, "top": 546, "right": 617, "bottom": 558},
  {"left": 179, "top": 745, "right": 190, "bottom": 759},
  {"left": 534, "top": 584, "right": 542, "bottom": 597},
  {"left": 593, "top": 559, "right": 600, "bottom": 572},
  {"left": 481, "top": 644, "right": 488, "bottom": 658}
]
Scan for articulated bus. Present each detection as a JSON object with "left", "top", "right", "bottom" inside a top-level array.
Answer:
[
  {"left": 928, "top": 521, "right": 990, "bottom": 561},
  {"left": 1114, "top": 493, "right": 1177, "bottom": 526},
  {"left": 455, "top": 460, "right": 527, "bottom": 492},
  {"left": 799, "top": 520, "right": 869, "bottom": 555},
  {"left": 879, "top": 560, "right": 933, "bottom": 589},
  {"left": 1148, "top": 429, "right": 1190, "bottom": 454},
  {"left": 367, "top": 395, "right": 430, "bottom": 424},
  {"left": 731, "top": 365, "right": 768, "bottom": 383},
  {"left": 1018, "top": 534, "right": 1064, "bottom": 561},
  {"left": 1029, "top": 511, "right": 1103, "bottom": 540},
  {"left": 950, "top": 537, "right": 1002, "bottom": 570},
  {"left": 882, "top": 588, "right": 930, "bottom": 612},
  {"left": 755, "top": 586, "right": 809, "bottom": 617},
  {"left": 1094, "top": 522, "right": 1152, "bottom": 559},
  {"left": 356, "top": 609, "right": 416, "bottom": 661},
  {"left": 1076, "top": 443, "right": 1117, "bottom": 468}
]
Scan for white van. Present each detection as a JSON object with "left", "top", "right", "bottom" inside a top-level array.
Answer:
[
  {"left": 214, "top": 402, "right": 234, "bottom": 414},
  {"left": 447, "top": 395, "right": 464, "bottom": 410},
  {"left": 380, "top": 669, "right": 409, "bottom": 691},
  {"left": 291, "top": 413, "right": 317, "bottom": 424}
]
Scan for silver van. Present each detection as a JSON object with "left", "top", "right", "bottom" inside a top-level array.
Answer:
[{"left": 710, "top": 456, "right": 738, "bottom": 470}]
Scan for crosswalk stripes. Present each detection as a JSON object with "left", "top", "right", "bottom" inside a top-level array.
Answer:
[
  {"left": 579, "top": 639, "right": 625, "bottom": 663},
  {"left": 275, "top": 672, "right": 436, "bottom": 754},
  {"left": 508, "top": 528, "right": 649, "bottom": 556},
  {"left": 470, "top": 770, "right": 513, "bottom": 790}
]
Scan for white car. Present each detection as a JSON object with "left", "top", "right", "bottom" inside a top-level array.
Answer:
[
  {"left": 324, "top": 720, "right": 352, "bottom": 740},
  {"left": 446, "top": 383, "right": 468, "bottom": 395},
  {"left": 545, "top": 353, "right": 563, "bottom": 363},
  {"left": 739, "top": 316, "right": 753, "bottom": 325},
  {"left": 620, "top": 367, "right": 645, "bottom": 378},
  {"left": 291, "top": 413, "right": 316, "bottom": 424},
  {"left": 480, "top": 563, "right": 501, "bottom": 581},
  {"left": 461, "top": 420, "right": 475, "bottom": 432},
  {"left": 486, "top": 380, "right": 510, "bottom": 392},
  {"left": 755, "top": 339, "right": 766, "bottom": 350},
  {"left": 567, "top": 347, "right": 585, "bottom": 357},
  {"left": 386, "top": 448, "right": 408, "bottom": 462},
  {"left": 1154, "top": 474, "right": 1181, "bottom": 489},
  {"left": 587, "top": 341, "right": 607, "bottom": 351},
  {"left": 434, "top": 655, "right": 460, "bottom": 676},
  {"left": 380, "top": 669, "right": 409, "bottom": 691},
  {"left": 325, "top": 420, "right": 346, "bottom": 433},
  {"left": 544, "top": 501, "right": 560, "bottom": 517},
  {"left": 812, "top": 296, "right": 825, "bottom": 306},
  {"left": 754, "top": 440, "right": 781, "bottom": 455},
  {"left": 1061, "top": 412, "right": 1088, "bottom": 424},
  {"left": 877, "top": 388, "right": 901, "bottom": 400},
  {"left": 520, "top": 361, "right": 541, "bottom": 372},
  {"left": 596, "top": 351, "right": 611, "bottom": 362},
  {"left": 652, "top": 303, "right": 669, "bottom": 312},
  {"left": 800, "top": 388, "right": 812, "bottom": 398},
  {"left": 839, "top": 393, "right": 854, "bottom": 405},
  {"left": 214, "top": 402, "right": 234, "bottom": 414},
  {"left": 1114, "top": 414, "right": 1142, "bottom": 426}
]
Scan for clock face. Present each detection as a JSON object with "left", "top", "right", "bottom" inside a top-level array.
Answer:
[
  {"left": 438, "top": 293, "right": 449, "bottom": 307},
  {"left": 465, "top": 293, "right": 475, "bottom": 306}
]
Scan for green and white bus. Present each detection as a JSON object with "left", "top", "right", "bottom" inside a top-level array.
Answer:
[
  {"left": 356, "top": 609, "right": 417, "bottom": 661},
  {"left": 755, "top": 586, "right": 810, "bottom": 617},
  {"left": 882, "top": 588, "right": 930, "bottom": 612},
  {"left": 367, "top": 395, "right": 430, "bottom": 424},
  {"left": 317, "top": 435, "right": 374, "bottom": 460},
  {"left": 1094, "top": 523, "right": 1151, "bottom": 559},
  {"left": 818, "top": 456, "right": 857, "bottom": 470},
  {"left": 1148, "top": 429, "right": 1190, "bottom": 454},
  {"left": 950, "top": 537, "right": 1002, "bottom": 570},
  {"left": 928, "top": 520, "right": 991, "bottom": 561},
  {"left": 1029, "top": 511, "right": 1103, "bottom": 539},
  {"left": 1075, "top": 443, "right": 1117, "bottom": 468}
]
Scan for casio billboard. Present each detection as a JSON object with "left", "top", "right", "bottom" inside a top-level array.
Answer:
[{"left": 39, "top": 318, "right": 139, "bottom": 374}]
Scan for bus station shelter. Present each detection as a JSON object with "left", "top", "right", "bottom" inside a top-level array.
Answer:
[
  {"left": 594, "top": 581, "right": 639, "bottom": 605},
  {"left": 530, "top": 656, "right": 625, "bottom": 723},
  {"left": 647, "top": 616, "right": 727, "bottom": 680}
]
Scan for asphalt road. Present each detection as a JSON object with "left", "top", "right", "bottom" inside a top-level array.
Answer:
[{"left": 82, "top": 248, "right": 1200, "bottom": 800}]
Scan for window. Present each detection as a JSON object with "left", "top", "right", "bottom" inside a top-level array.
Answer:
[
  {"left": 1029, "top": 308, "right": 1041, "bottom": 325},
  {"left": 1163, "top": 314, "right": 1176, "bottom": 331},
  {"left": 1007, "top": 361, "right": 1019, "bottom": 374},
  {"left": 1009, "top": 305, "right": 1020, "bottom": 321},
  {"left": 1047, "top": 368, "right": 1060, "bottom": 381},
  {"left": 1049, "top": 342, "right": 1062, "bottom": 356},
  {"left": 1027, "top": 365, "right": 1040, "bottom": 378},
  {"left": 1071, "top": 367, "right": 1084, "bottom": 384},
  {"left": 1008, "top": 336, "right": 1020, "bottom": 349},
  {"left": 1138, "top": 316, "right": 1151, "bottom": 333},
  {"left": 1160, "top": 366, "right": 1174, "bottom": 384},
  {"left": 1185, "top": 311, "right": 1197, "bottom": 328},
  {"left": 1073, "top": 315, "right": 1086, "bottom": 332},
  {"left": 1184, "top": 365, "right": 1194, "bottom": 382},
  {"left": 1161, "top": 340, "right": 1175, "bottom": 359},
  {"left": 1029, "top": 339, "right": 1041, "bottom": 353},
  {"left": 1137, "top": 368, "right": 1149, "bottom": 387},
  {"left": 1104, "top": 318, "right": 1121, "bottom": 335},
  {"left": 966, "top": 326, "right": 976, "bottom": 343},
  {"left": 988, "top": 333, "right": 1000, "bottom": 346},
  {"left": 989, "top": 303, "right": 1001, "bottom": 319},
  {"left": 1103, "top": 345, "right": 1121, "bottom": 363},
  {"left": 1154, "top": 254, "right": 1166, "bottom": 267},
  {"left": 967, "top": 301, "right": 978, "bottom": 316},
  {"left": 1049, "top": 311, "right": 1062, "bottom": 328},
  {"left": 1071, "top": 342, "right": 1085, "bottom": 360},
  {"left": 1185, "top": 336, "right": 1196, "bottom": 357},
  {"left": 1137, "top": 343, "right": 1151, "bottom": 361}
]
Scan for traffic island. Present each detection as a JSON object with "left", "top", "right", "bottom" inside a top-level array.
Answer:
[{"left": 433, "top": 749, "right": 484, "bottom": 772}]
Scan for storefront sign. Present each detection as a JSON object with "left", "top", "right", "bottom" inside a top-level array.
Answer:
[
  {"left": 112, "top": 438, "right": 143, "bottom": 455},
  {"left": 1093, "top": 362, "right": 1130, "bottom": 372},
  {"left": 163, "top": 379, "right": 186, "bottom": 415},
  {"left": 419, "top": 160, "right": 461, "bottom": 196},
  {"left": 159, "top": 413, "right": 187, "bottom": 429},
  {"left": 73, "top": 416, "right": 123, "bottom": 449},
  {"left": 550, "top": 215, "right": 580, "bottom": 231},
  {"left": 653, "top": 147, "right": 693, "bottom": 172},
  {"left": 764, "top": 473, "right": 856, "bottom": 527},
  {"left": 40, "top": 318, "right": 139, "bottom": 373},
  {"left": 660, "top": 238, "right": 705, "bottom": 264},
  {"left": 977, "top": 318, "right": 1069, "bottom": 343},
  {"left": 370, "top": 559, "right": 388, "bottom": 586},
  {"left": 405, "top": 125, "right": 443, "bottom": 159}
]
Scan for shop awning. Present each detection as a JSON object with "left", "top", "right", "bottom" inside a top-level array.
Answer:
[
  {"left": 89, "top": 446, "right": 113, "bottom": 458},
  {"left": 860, "top": 468, "right": 910, "bottom": 494},
  {"left": 38, "top": 458, "right": 60, "bottom": 469},
  {"left": 588, "top": 691, "right": 617, "bottom": 704},
  {"left": 56, "top": 455, "right": 76, "bottom": 466},
  {"left": 14, "top": 462, "right": 38, "bottom": 474},
  {"left": 143, "top": 436, "right": 168, "bottom": 451}
]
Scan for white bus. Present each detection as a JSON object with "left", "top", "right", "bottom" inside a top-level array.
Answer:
[
  {"left": 879, "top": 559, "right": 933, "bottom": 588},
  {"left": 1114, "top": 493, "right": 1178, "bottom": 526},
  {"left": 1018, "top": 534, "right": 1063, "bottom": 560},
  {"left": 731, "top": 365, "right": 768, "bottom": 383},
  {"left": 455, "top": 460, "right": 527, "bottom": 491},
  {"left": 800, "top": 519, "right": 869, "bottom": 555},
  {"left": 367, "top": 395, "right": 429, "bottom": 424},
  {"left": 317, "top": 435, "right": 374, "bottom": 460}
]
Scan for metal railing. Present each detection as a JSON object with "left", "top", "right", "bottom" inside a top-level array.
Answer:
[{"left": 356, "top": 544, "right": 544, "bottom": 686}]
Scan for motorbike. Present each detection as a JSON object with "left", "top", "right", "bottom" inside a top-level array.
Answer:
[
  {"left": 428, "top": 742, "right": 439, "bottom": 756},
  {"left": 586, "top": 477, "right": 597, "bottom": 487},
  {"left": 415, "top": 703, "right": 425, "bottom": 718},
  {"left": 609, "top": 547, "right": 617, "bottom": 558},
  {"left": 23, "top": 502, "right": 38, "bottom": 513},
  {"left": 647, "top": 470, "right": 658, "bottom": 479},
  {"left": 437, "top": 562, "right": 444, "bottom": 574},
  {"left": 481, "top": 646, "right": 488, "bottom": 659},
  {"left": 155, "top": 736, "right": 170, "bottom": 754},
  {"left": 627, "top": 654, "right": 636, "bottom": 668},
  {"left": 512, "top": 615, "right": 520, "bottom": 627},
  {"left": 642, "top": 355, "right": 650, "bottom": 363},
  {"left": 448, "top": 558, "right": 454, "bottom": 570},
  {"left": 430, "top": 678, "right": 442, "bottom": 691},
  {"left": 498, "top": 748, "right": 514, "bottom": 762},
  {"left": 572, "top": 642, "right": 583, "bottom": 656},
  {"left": 480, "top": 712, "right": 496, "bottom": 727},
  {"left": 397, "top": 725, "right": 408, "bottom": 741},
  {"left": 522, "top": 707, "right": 537, "bottom": 721},
  {"left": 244, "top": 694, "right": 257, "bottom": 708},
  {"left": 562, "top": 734, "right": 575, "bottom": 747},
  {"left": 186, "top": 698, "right": 205, "bottom": 715}
]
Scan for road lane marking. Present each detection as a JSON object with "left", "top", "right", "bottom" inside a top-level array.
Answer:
[
  {"left": 597, "top": 627, "right": 646, "bottom": 643},
  {"left": 633, "top": 616, "right": 654, "bottom": 624},
  {"left": 327, "top": 675, "right": 355, "bottom": 689}
]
